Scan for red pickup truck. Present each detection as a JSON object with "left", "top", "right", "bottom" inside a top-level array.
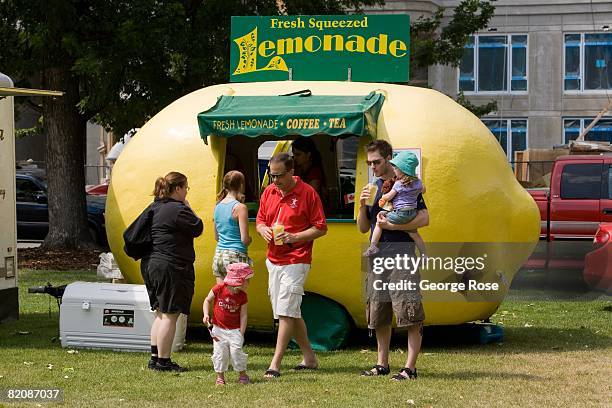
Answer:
[{"left": 528, "top": 155, "right": 612, "bottom": 240}]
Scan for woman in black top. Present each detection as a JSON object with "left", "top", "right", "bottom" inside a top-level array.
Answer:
[{"left": 142, "top": 171, "right": 203, "bottom": 372}]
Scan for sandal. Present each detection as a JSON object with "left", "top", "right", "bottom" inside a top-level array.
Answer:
[
  {"left": 361, "top": 364, "right": 390, "bottom": 376},
  {"left": 264, "top": 369, "right": 281, "bottom": 378},
  {"left": 215, "top": 377, "right": 226, "bottom": 385},
  {"left": 391, "top": 367, "right": 417, "bottom": 381},
  {"left": 294, "top": 363, "right": 318, "bottom": 371},
  {"left": 238, "top": 374, "right": 250, "bottom": 384}
]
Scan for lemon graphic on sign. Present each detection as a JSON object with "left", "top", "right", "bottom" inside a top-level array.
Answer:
[
  {"left": 233, "top": 28, "right": 288, "bottom": 75},
  {"left": 260, "top": 56, "right": 288, "bottom": 72},
  {"left": 233, "top": 28, "right": 258, "bottom": 74}
]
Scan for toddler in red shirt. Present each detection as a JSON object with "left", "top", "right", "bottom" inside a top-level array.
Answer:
[{"left": 203, "top": 262, "right": 253, "bottom": 385}]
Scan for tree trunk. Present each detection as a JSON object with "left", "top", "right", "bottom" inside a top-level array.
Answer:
[{"left": 41, "top": 65, "right": 94, "bottom": 249}]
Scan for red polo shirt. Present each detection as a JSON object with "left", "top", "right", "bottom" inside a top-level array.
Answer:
[{"left": 256, "top": 176, "right": 327, "bottom": 265}]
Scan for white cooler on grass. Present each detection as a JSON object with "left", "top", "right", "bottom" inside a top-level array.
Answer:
[{"left": 59, "top": 282, "right": 187, "bottom": 352}]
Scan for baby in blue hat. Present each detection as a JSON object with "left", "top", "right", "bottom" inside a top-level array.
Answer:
[{"left": 364, "top": 150, "right": 427, "bottom": 257}]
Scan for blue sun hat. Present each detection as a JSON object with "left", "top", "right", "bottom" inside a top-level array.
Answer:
[{"left": 389, "top": 151, "right": 419, "bottom": 177}]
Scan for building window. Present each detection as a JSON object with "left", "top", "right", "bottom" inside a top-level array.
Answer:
[
  {"left": 482, "top": 119, "right": 528, "bottom": 161},
  {"left": 564, "top": 33, "right": 612, "bottom": 91},
  {"left": 563, "top": 117, "right": 612, "bottom": 143},
  {"left": 459, "top": 34, "right": 528, "bottom": 93}
]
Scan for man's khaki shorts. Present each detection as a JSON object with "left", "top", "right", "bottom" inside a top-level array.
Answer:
[
  {"left": 366, "top": 299, "right": 425, "bottom": 330},
  {"left": 266, "top": 259, "right": 310, "bottom": 319},
  {"left": 212, "top": 249, "right": 253, "bottom": 278}
]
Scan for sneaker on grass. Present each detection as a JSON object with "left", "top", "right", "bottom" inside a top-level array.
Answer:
[{"left": 154, "top": 360, "right": 188, "bottom": 372}]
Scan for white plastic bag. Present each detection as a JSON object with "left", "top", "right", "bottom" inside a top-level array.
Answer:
[
  {"left": 172, "top": 313, "right": 188, "bottom": 352},
  {"left": 96, "top": 252, "right": 123, "bottom": 280}
]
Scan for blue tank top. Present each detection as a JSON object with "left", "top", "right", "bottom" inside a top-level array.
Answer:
[{"left": 214, "top": 200, "right": 247, "bottom": 253}]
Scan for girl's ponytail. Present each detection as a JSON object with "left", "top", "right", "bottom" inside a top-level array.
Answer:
[
  {"left": 153, "top": 176, "right": 168, "bottom": 199},
  {"left": 152, "top": 172, "right": 187, "bottom": 199},
  {"left": 216, "top": 187, "right": 228, "bottom": 203}
]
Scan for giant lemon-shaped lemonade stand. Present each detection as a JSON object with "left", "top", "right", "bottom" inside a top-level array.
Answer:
[{"left": 106, "top": 81, "right": 540, "bottom": 335}]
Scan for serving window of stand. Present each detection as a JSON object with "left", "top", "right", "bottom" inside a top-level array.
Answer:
[{"left": 197, "top": 90, "right": 385, "bottom": 223}]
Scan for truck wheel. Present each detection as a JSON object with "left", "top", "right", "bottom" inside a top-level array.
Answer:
[{"left": 289, "top": 292, "right": 353, "bottom": 351}]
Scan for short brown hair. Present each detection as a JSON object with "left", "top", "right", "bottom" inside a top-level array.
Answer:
[
  {"left": 152, "top": 171, "right": 187, "bottom": 199},
  {"left": 270, "top": 152, "right": 294, "bottom": 171},
  {"left": 366, "top": 140, "right": 393, "bottom": 159}
]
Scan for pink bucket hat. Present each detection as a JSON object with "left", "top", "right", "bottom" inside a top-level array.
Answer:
[{"left": 224, "top": 262, "right": 254, "bottom": 286}]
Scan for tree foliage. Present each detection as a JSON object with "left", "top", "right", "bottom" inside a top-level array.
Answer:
[
  {"left": 411, "top": 0, "right": 495, "bottom": 68},
  {"left": 455, "top": 91, "right": 498, "bottom": 118}
]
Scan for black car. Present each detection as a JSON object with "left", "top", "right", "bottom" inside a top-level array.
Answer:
[{"left": 16, "top": 170, "right": 107, "bottom": 247}]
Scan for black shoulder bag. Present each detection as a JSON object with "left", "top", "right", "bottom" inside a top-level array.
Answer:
[{"left": 123, "top": 204, "right": 154, "bottom": 260}]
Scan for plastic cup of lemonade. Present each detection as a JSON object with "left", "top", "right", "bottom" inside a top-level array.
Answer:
[
  {"left": 365, "top": 183, "right": 377, "bottom": 206},
  {"left": 273, "top": 223, "right": 284, "bottom": 245}
]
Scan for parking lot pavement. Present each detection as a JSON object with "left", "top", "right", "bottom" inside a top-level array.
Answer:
[{"left": 17, "top": 241, "right": 42, "bottom": 249}]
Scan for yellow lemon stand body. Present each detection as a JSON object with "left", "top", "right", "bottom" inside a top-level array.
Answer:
[{"left": 105, "top": 81, "right": 540, "bottom": 330}]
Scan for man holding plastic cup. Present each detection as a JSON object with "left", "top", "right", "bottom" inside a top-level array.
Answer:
[{"left": 256, "top": 152, "right": 327, "bottom": 378}]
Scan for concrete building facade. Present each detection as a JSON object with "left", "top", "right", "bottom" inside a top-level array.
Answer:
[{"left": 369, "top": 0, "right": 612, "bottom": 162}]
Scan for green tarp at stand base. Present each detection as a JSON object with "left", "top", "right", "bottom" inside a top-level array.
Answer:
[
  {"left": 288, "top": 293, "right": 352, "bottom": 352},
  {"left": 197, "top": 91, "right": 385, "bottom": 144}
]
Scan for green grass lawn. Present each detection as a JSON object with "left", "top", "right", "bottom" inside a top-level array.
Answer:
[{"left": 0, "top": 269, "right": 611, "bottom": 408}]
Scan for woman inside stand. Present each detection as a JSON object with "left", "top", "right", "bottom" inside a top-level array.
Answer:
[{"left": 291, "top": 137, "right": 327, "bottom": 208}]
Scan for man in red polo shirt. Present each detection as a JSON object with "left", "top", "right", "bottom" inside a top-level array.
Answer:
[{"left": 256, "top": 152, "right": 327, "bottom": 378}]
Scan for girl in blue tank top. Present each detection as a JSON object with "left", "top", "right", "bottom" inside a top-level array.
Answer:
[{"left": 212, "top": 171, "right": 253, "bottom": 284}]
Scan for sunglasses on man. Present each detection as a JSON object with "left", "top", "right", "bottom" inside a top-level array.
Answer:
[{"left": 366, "top": 158, "right": 384, "bottom": 166}]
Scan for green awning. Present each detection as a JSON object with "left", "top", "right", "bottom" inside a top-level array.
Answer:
[{"left": 197, "top": 91, "right": 385, "bottom": 144}]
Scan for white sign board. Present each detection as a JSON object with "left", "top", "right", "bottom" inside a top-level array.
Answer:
[{"left": 0, "top": 72, "right": 18, "bottom": 321}]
